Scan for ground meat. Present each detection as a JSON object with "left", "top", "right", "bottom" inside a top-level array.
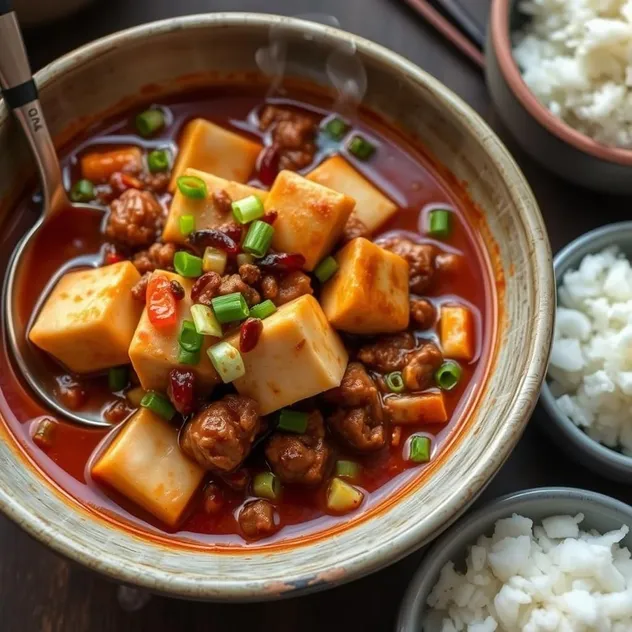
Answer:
[
  {"left": 265, "top": 411, "right": 331, "bottom": 485},
  {"left": 54, "top": 375, "right": 87, "bottom": 410},
  {"left": 379, "top": 237, "right": 437, "bottom": 294},
  {"left": 105, "top": 189, "right": 164, "bottom": 249},
  {"left": 325, "top": 363, "right": 387, "bottom": 452},
  {"left": 436, "top": 252, "right": 462, "bottom": 274},
  {"left": 219, "top": 274, "right": 261, "bottom": 306},
  {"left": 259, "top": 105, "right": 318, "bottom": 172},
  {"left": 103, "top": 399, "right": 134, "bottom": 424},
  {"left": 356, "top": 332, "right": 416, "bottom": 373},
  {"left": 238, "top": 499, "right": 279, "bottom": 540},
  {"left": 341, "top": 213, "right": 370, "bottom": 244},
  {"left": 260, "top": 275, "right": 279, "bottom": 301},
  {"left": 239, "top": 263, "right": 261, "bottom": 286},
  {"left": 410, "top": 298, "right": 436, "bottom": 329},
  {"left": 131, "top": 272, "right": 151, "bottom": 302},
  {"left": 141, "top": 172, "right": 170, "bottom": 194},
  {"left": 212, "top": 189, "right": 233, "bottom": 215},
  {"left": 275, "top": 271, "right": 313, "bottom": 306},
  {"left": 132, "top": 242, "right": 176, "bottom": 274},
  {"left": 202, "top": 483, "right": 224, "bottom": 515},
  {"left": 402, "top": 342, "right": 443, "bottom": 391},
  {"left": 191, "top": 272, "right": 221, "bottom": 305},
  {"left": 180, "top": 395, "right": 260, "bottom": 473}
]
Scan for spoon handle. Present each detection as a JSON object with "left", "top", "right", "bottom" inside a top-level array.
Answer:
[{"left": 0, "top": 3, "right": 69, "bottom": 215}]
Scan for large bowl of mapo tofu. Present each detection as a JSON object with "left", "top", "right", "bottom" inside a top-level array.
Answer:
[{"left": 0, "top": 15, "right": 553, "bottom": 598}]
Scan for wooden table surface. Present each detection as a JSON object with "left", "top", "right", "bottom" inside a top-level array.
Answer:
[{"left": 4, "top": 1, "right": 631, "bottom": 630}]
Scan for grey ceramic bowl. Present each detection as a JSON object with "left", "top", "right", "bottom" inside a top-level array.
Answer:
[
  {"left": 486, "top": 0, "right": 632, "bottom": 194},
  {"left": 540, "top": 223, "right": 632, "bottom": 484},
  {"left": 0, "top": 13, "right": 553, "bottom": 600},
  {"left": 397, "top": 487, "right": 632, "bottom": 631}
]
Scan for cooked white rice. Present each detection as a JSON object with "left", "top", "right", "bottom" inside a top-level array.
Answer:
[
  {"left": 423, "top": 513, "right": 632, "bottom": 631},
  {"left": 513, "top": 0, "right": 632, "bottom": 148},
  {"left": 549, "top": 246, "right": 632, "bottom": 455}
]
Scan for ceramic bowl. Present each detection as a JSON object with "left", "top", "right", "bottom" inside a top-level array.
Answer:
[
  {"left": 0, "top": 14, "right": 553, "bottom": 600},
  {"left": 397, "top": 487, "right": 632, "bottom": 631},
  {"left": 486, "top": 0, "right": 632, "bottom": 194},
  {"left": 540, "top": 223, "right": 632, "bottom": 483}
]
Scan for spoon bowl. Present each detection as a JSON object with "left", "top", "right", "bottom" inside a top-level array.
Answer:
[{"left": 0, "top": 3, "right": 108, "bottom": 427}]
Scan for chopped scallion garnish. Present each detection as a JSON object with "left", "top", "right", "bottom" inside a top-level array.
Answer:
[
  {"left": 208, "top": 342, "right": 245, "bottom": 383},
  {"left": 323, "top": 116, "right": 349, "bottom": 140},
  {"left": 232, "top": 195, "right": 265, "bottom": 224},
  {"left": 409, "top": 435, "right": 432, "bottom": 463},
  {"left": 326, "top": 478, "right": 364, "bottom": 513},
  {"left": 435, "top": 360, "right": 462, "bottom": 390},
  {"left": 278, "top": 409, "right": 309, "bottom": 434},
  {"left": 108, "top": 366, "right": 129, "bottom": 392},
  {"left": 178, "top": 347, "right": 201, "bottom": 366},
  {"left": 140, "top": 391, "right": 175, "bottom": 420},
  {"left": 334, "top": 460, "right": 361, "bottom": 480},
  {"left": 174, "top": 251, "right": 203, "bottom": 277},
  {"left": 178, "top": 320, "right": 203, "bottom": 353},
  {"left": 147, "top": 149, "right": 169, "bottom": 173},
  {"left": 385, "top": 371, "right": 405, "bottom": 393},
  {"left": 314, "top": 256, "right": 339, "bottom": 283},
  {"left": 252, "top": 472, "right": 281, "bottom": 500},
  {"left": 135, "top": 108, "right": 165, "bottom": 137},
  {"left": 176, "top": 175, "right": 207, "bottom": 199},
  {"left": 70, "top": 179, "right": 95, "bottom": 203},
  {"left": 179, "top": 214, "right": 195, "bottom": 236},
  {"left": 202, "top": 247, "right": 227, "bottom": 275},
  {"left": 242, "top": 220, "right": 274, "bottom": 258},
  {"left": 190, "top": 303, "right": 222, "bottom": 337},
  {"left": 248, "top": 300, "right": 276, "bottom": 320},
  {"left": 237, "top": 253, "right": 255, "bottom": 267},
  {"left": 347, "top": 134, "right": 375, "bottom": 160},
  {"left": 428, "top": 209, "right": 451, "bottom": 238},
  {"left": 211, "top": 292, "right": 250, "bottom": 324}
]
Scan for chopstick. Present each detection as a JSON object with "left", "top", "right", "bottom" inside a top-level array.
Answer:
[
  {"left": 400, "top": 0, "right": 485, "bottom": 69},
  {"left": 434, "top": 0, "right": 486, "bottom": 49}
]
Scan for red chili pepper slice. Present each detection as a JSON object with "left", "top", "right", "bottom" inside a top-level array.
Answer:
[
  {"left": 239, "top": 317, "right": 263, "bottom": 353},
  {"left": 146, "top": 274, "right": 177, "bottom": 328}
]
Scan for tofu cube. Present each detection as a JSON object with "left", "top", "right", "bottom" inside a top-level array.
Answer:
[
  {"left": 440, "top": 305, "right": 475, "bottom": 361},
  {"left": 163, "top": 168, "right": 268, "bottom": 244},
  {"left": 225, "top": 295, "right": 348, "bottom": 415},
  {"left": 320, "top": 238, "right": 409, "bottom": 334},
  {"left": 169, "top": 118, "right": 261, "bottom": 190},
  {"left": 29, "top": 261, "right": 143, "bottom": 374},
  {"left": 128, "top": 271, "right": 220, "bottom": 393},
  {"left": 92, "top": 408, "right": 204, "bottom": 527},
  {"left": 307, "top": 156, "right": 398, "bottom": 233},
  {"left": 266, "top": 170, "right": 355, "bottom": 271}
]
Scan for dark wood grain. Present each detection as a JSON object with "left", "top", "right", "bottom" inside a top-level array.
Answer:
[{"left": 3, "top": 1, "right": 630, "bottom": 630}]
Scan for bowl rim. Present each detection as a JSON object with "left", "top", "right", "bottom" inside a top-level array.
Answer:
[
  {"left": 540, "top": 222, "right": 632, "bottom": 475},
  {"left": 396, "top": 486, "right": 632, "bottom": 631},
  {"left": 489, "top": 0, "right": 632, "bottom": 166},
  {"left": 0, "top": 12, "right": 554, "bottom": 599}
]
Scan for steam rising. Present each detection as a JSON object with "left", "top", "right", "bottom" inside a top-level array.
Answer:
[{"left": 256, "top": 13, "right": 367, "bottom": 113}]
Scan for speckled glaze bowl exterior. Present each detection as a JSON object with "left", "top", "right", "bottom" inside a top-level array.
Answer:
[
  {"left": 0, "top": 14, "right": 553, "bottom": 600},
  {"left": 397, "top": 487, "right": 632, "bottom": 631},
  {"left": 540, "top": 223, "right": 632, "bottom": 483},
  {"left": 486, "top": 0, "right": 632, "bottom": 194}
]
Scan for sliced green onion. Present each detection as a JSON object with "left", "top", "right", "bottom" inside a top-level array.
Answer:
[
  {"left": 385, "top": 371, "right": 405, "bottom": 393},
  {"left": 326, "top": 478, "right": 364, "bottom": 513},
  {"left": 126, "top": 386, "right": 146, "bottom": 408},
  {"left": 409, "top": 435, "right": 432, "bottom": 463},
  {"left": 237, "top": 253, "right": 255, "bottom": 267},
  {"left": 231, "top": 195, "right": 265, "bottom": 224},
  {"left": 135, "top": 108, "right": 165, "bottom": 137},
  {"left": 178, "top": 347, "right": 201, "bottom": 365},
  {"left": 178, "top": 320, "right": 203, "bottom": 352},
  {"left": 248, "top": 300, "right": 277, "bottom": 320},
  {"left": 190, "top": 303, "right": 222, "bottom": 337},
  {"left": 348, "top": 134, "right": 375, "bottom": 160},
  {"left": 70, "top": 179, "right": 95, "bottom": 203},
  {"left": 208, "top": 342, "right": 245, "bottom": 383},
  {"left": 243, "top": 220, "right": 274, "bottom": 258},
  {"left": 314, "top": 256, "right": 339, "bottom": 283},
  {"left": 211, "top": 292, "right": 249, "bottom": 324},
  {"left": 147, "top": 149, "right": 169, "bottom": 173},
  {"left": 179, "top": 214, "right": 195, "bottom": 236},
  {"left": 176, "top": 175, "right": 207, "bottom": 199},
  {"left": 435, "top": 360, "right": 462, "bottom": 390},
  {"left": 108, "top": 366, "right": 129, "bottom": 392},
  {"left": 174, "top": 251, "right": 203, "bottom": 277},
  {"left": 202, "top": 247, "right": 227, "bottom": 274},
  {"left": 140, "top": 391, "right": 175, "bottom": 420},
  {"left": 323, "top": 116, "right": 349, "bottom": 140},
  {"left": 334, "top": 460, "right": 361, "bottom": 480},
  {"left": 252, "top": 472, "right": 281, "bottom": 500},
  {"left": 278, "top": 409, "right": 309, "bottom": 434},
  {"left": 428, "top": 209, "right": 451, "bottom": 238}
]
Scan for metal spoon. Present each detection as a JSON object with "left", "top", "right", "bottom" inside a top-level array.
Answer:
[{"left": 0, "top": 2, "right": 108, "bottom": 427}]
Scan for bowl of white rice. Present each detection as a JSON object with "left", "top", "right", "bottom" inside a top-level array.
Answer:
[
  {"left": 486, "top": 0, "right": 632, "bottom": 194},
  {"left": 397, "top": 487, "right": 632, "bottom": 631},
  {"left": 540, "top": 222, "right": 632, "bottom": 483}
]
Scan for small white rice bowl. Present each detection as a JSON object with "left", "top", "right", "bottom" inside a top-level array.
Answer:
[
  {"left": 513, "top": 0, "right": 632, "bottom": 148},
  {"left": 423, "top": 513, "right": 632, "bottom": 631},
  {"left": 548, "top": 246, "right": 632, "bottom": 456}
]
